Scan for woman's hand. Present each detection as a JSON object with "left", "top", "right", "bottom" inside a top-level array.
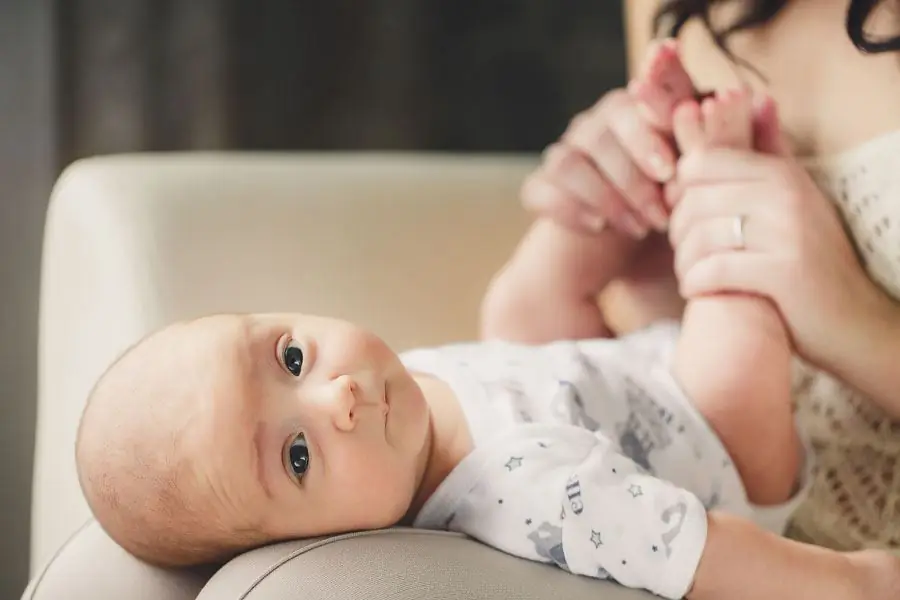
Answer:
[
  {"left": 668, "top": 99, "right": 896, "bottom": 376},
  {"left": 520, "top": 87, "right": 679, "bottom": 238},
  {"left": 521, "top": 40, "right": 699, "bottom": 239}
]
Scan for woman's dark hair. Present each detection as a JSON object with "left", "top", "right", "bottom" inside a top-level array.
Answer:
[{"left": 655, "top": 0, "right": 900, "bottom": 60}]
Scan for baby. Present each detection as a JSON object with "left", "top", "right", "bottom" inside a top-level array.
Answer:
[{"left": 75, "top": 42, "right": 900, "bottom": 600}]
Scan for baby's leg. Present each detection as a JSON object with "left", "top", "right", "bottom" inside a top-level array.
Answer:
[
  {"left": 481, "top": 219, "right": 637, "bottom": 343},
  {"left": 482, "top": 42, "right": 698, "bottom": 343},
  {"left": 671, "top": 90, "right": 801, "bottom": 506}
]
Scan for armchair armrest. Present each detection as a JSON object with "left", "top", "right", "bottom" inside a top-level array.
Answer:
[
  {"left": 23, "top": 521, "right": 651, "bottom": 600},
  {"left": 198, "top": 528, "right": 652, "bottom": 600}
]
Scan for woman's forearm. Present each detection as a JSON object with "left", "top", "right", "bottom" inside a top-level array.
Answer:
[{"left": 833, "top": 289, "right": 900, "bottom": 419}]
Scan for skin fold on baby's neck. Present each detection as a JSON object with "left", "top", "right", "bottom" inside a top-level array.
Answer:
[{"left": 402, "top": 373, "right": 474, "bottom": 524}]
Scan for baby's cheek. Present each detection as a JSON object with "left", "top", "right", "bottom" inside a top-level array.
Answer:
[
  {"left": 337, "top": 448, "right": 413, "bottom": 528},
  {"left": 330, "top": 325, "right": 396, "bottom": 370}
]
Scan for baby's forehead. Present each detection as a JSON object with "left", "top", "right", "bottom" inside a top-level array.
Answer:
[
  {"left": 130, "top": 318, "right": 259, "bottom": 431},
  {"left": 109, "top": 315, "right": 254, "bottom": 395},
  {"left": 161, "top": 315, "right": 254, "bottom": 359}
]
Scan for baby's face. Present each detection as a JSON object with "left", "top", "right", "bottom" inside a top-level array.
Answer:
[{"left": 171, "top": 313, "right": 432, "bottom": 540}]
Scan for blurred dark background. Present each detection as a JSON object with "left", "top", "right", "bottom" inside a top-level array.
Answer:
[
  {"left": 58, "top": 0, "right": 626, "bottom": 160},
  {"left": 0, "top": 0, "right": 626, "bottom": 596}
]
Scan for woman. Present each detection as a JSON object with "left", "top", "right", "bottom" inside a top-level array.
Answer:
[{"left": 523, "top": 0, "right": 900, "bottom": 553}]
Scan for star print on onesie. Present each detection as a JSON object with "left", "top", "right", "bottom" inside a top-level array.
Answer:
[{"left": 414, "top": 424, "right": 709, "bottom": 600}]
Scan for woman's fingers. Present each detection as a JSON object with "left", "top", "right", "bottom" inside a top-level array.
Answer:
[
  {"left": 520, "top": 170, "right": 605, "bottom": 234},
  {"left": 667, "top": 181, "right": 776, "bottom": 248},
  {"left": 673, "top": 215, "right": 752, "bottom": 279},
  {"left": 562, "top": 93, "right": 673, "bottom": 232},
  {"left": 541, "top": 143, "right": 646, "bottom": 235},
  {"left": 677, "top": 146, "right": 786, "bottom": 185},
  {"left": 522, "top": 77, "right": 700, "bottom": 238},
  {"left": 602, "top": 90, "right": 678, "bottom": 183},
  {"left": 522, "top": 143, "right": 645, "bottom": 236},
  {"left": 679, "top": 251, "right": 784, "bottom": 302}
]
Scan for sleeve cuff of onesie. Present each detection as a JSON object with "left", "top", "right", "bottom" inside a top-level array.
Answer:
[
  {"left": 558, "top": 445, "right": 712, "bottom": 600},
  {"left": 647, "top": 494, "right": 709, "bottom": 600},
  {"left": 654, "top": 492, "right": 708, "bottom": 600}
]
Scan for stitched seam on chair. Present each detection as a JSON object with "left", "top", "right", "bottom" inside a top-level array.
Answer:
[
  {"left": 235, "top": 528, "right": 465, "bottom": 600},
  {"left": 25, "top": 518, "right": 96, "bottom": 599}
]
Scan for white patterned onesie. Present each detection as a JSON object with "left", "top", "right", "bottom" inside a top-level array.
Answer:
[{"left": 403, "top": 321, "right": 813, "bottom": 600}]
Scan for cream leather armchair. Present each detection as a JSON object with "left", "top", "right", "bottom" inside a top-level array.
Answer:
[{"left": 23, "top": 153, "right": 650, "bottom": 600}]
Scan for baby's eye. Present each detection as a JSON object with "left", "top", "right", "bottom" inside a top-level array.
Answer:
[
  {"left": 286, "top": 433, "right": 310, "bottom": 479},
  {"left": 282, "top": 340, "right": 304, "bottom": 376}
]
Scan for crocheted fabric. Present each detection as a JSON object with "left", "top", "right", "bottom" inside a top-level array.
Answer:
[{"left": 786, "top": 130, "right": 900, "bottom": 554}]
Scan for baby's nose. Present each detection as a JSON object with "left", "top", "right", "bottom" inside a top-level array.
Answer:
[{"left": 319, "top": 374, "right": 358, "bottom": 432}]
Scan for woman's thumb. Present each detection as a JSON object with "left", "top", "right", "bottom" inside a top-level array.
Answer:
[{"left": 752, "top": 94, "right": 790, "bottom": 156}]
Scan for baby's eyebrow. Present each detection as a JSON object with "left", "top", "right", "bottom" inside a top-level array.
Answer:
[{"left": 252, "top": 421, "right": 274, "bottom": 500}]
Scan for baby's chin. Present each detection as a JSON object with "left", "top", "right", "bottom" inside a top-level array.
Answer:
[{"left": 357, "top": 494, "right": 414, "bottom": 532}]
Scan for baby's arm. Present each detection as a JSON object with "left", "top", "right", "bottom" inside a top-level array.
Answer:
[
  {"left": 480, "top": 220, "right": 639, "bottom": 343},
  {"left": 670, "top": 91, "right": 801, "bottom": 506}
]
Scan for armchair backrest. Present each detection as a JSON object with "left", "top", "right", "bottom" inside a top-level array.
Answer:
[{"left": 31, "top": 152, "right": 534, "bottom": 573}]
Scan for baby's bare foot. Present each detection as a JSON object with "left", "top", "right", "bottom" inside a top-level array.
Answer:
[
  {"left": 672, "top": 88, "right": 753, "bottom": 155},
  {"left": 701, "top": 88, "right": 753, "bottom": 149},
  {"left": 629, "top": 38, "right": 696, "bottom": 129},
  {"left": 672, "top": 99, "right": 704, "bottom": 154}
]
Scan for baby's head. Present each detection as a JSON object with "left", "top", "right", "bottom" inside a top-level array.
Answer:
[{"left": 76, "top": 313, "right": 432, "bottom": 566}]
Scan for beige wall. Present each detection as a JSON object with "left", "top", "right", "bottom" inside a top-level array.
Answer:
[{"left": 0, "top": 0, "right": 55, "bottom": 597}]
